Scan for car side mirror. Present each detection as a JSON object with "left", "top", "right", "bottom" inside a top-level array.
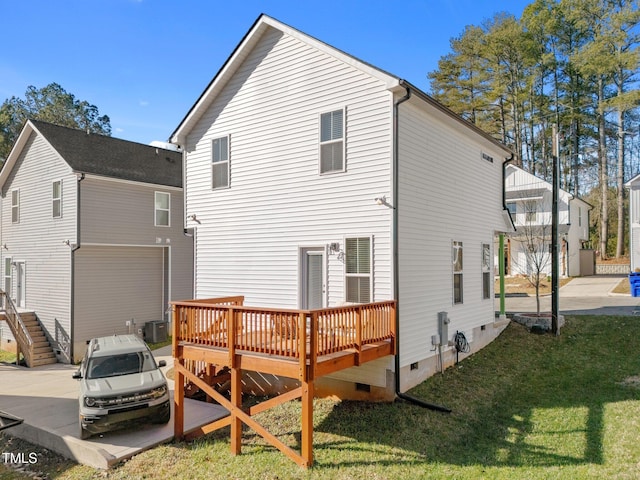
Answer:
[
  {"left": 158, "top": 360, "right": 167, "bottom": 368},
  {"left": 72, "top": 370, "right": 82, "bottom": 379}
]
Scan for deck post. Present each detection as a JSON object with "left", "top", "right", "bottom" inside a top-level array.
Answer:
[
  {"left": 230, "top": 366, "right": 242, "bottom": 455},
  {"left": 174, "top": 356, "right": 185, "bottom": 440},
  {"left": 301, "top": 379, "right": 314, "bottom": 467},
  {"left": 172, "top": 304, "right": 185, "bottom": 439}
]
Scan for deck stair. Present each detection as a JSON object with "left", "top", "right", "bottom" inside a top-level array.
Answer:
[
  {"left": 20, "top": 312, "right": 57, "bottom": 367},
  {"left": 0, "top": 290, "right": 57, "bottom": 367}
]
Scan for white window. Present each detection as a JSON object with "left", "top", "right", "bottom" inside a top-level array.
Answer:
[
  {"left": 578, "top": 206, "right": 582, "bottom": 227},
  {"left": 482, "top": 243, "right": 491, "bottom": 300},
  {"left": 4, "top": 257, "right": 11, "bottom": 299},
  {"left": 345, "top": 237, "right": 371, "bottom": 303},
  {"left": 320, "top": 109, "right": 344, "bottom": 174},
  {"left": 506, "top": 202, "right": 516, "bottom": 215},
  {"left": 154, "top": 192, "right": 170, "bottom": 227},
  {"left": 212, "top": 136, "right": 229, "bottom": 189},
  {"left": 524, "top": 201, "right": 537, "bottom": 223},
  {"left": 11, "top": 190, "right": 19, "bottom": 224},
  {"left": 453, "top": 241, "right": 463, "bottom": 304},
  {"left": 52, "top": 180, "right": 62, "bottom": 218}
]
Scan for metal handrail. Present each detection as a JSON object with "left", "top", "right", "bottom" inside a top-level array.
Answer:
[{"left": 0, "top": 289, "right": 33, "bottom": 366}]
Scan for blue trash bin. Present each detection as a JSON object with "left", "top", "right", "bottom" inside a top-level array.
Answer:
[{"left": 629, "top": 272, "right": 640, "bottom": 297}]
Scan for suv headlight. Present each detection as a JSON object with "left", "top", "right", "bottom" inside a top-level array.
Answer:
[
  {"left": 84, "top": 397, "right": 97, "bottom": 407},
  {"left": 151, "top": 384, "right": 168, "bottom": 399}
]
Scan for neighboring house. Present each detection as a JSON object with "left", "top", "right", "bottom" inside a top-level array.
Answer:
[
  {"left": 0, "top": 120, "right": 193, "bottom": 363},
  {"left": 170, "top": 14, "right": 515, "bottom": 395},
  {"left": 626, "top": 174, "right": 640, "bottom": 271},
  {"left": 503, "top": 164, "right": 592, "bottom": 278}
]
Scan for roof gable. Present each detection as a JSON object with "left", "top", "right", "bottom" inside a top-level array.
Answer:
[
  {"left": 170, "top": 14, "right": 512, "bottom": 157},
  {"left": 505, "top": 164, "right": 592, "bottom": 208},
  {"left": 171, "top": 14, "right": 401, "bottom": 145},
  {"left": 0, "top": 120, "right": 183, "bottom": 189}
]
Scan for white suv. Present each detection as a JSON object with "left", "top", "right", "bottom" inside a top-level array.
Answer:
[{"left": 73, "top": 334, "right": 170, "bottom": 439}]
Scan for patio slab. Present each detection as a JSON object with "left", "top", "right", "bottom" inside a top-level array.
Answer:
[{"left": 0, "top": 347, "right": 228, "bottom": 469}]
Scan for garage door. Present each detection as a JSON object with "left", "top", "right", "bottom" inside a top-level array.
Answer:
[{"left": 74, "top": 246, "right": 165, "bottom": 347}]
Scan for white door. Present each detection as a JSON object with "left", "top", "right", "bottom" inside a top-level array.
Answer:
[
  {"left": 15, "top": 261, "right": 25, "bottom": 307},
  {"left": 301, "top": 248, "right": 325, "bottom": 309}
]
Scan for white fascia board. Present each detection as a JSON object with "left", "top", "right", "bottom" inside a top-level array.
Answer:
[
  {"left": 625, "top": 172, "right": 640, "bottom": 188},
  {"left": 76, "top": 172, "right": 183, "bottom": 191},
  {"left": 508, "top": 195, "right": 545, "bottom": 202}
]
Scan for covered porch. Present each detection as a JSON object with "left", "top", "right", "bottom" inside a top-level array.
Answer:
[{"left": 171, "top": 296, "right": 396, "bottom": 467}]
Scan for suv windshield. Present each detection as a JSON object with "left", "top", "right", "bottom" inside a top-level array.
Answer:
[{"left": 86, "top": 351, "right": 158, "bottom": 379}]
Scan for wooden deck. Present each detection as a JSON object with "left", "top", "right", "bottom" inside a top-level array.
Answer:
[{"left": 171, "top": 296, "right": 396, "bottom": 467}]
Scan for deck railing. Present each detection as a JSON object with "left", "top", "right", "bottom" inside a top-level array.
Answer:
[
  {"left": 0, "top": 290, "right": 34, "bottom": 367},
  {"left": 172, "top": 298, "right": 396, "bottom": 362}
]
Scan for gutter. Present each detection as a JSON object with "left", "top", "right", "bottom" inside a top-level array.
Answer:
[
  {"left": 392, "top": 83, "right": 451, "bottom": 413},
  {"left": 69, "top": 173, "right": 85, "bottom": 361},
  {"left": 502, "top": 154, "right": 516, "bottom": 231}
]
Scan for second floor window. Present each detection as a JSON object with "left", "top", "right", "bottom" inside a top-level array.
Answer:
[
  {"left": 212, "top": 136, "right": 230, "bottom": 189},
  {"left": 155, "top": 192, "right": 170, "bottom": 227},
  {"left": 11, "top": 190, "right": 19, "bottom": 224},
  {"left": 52, "top": 181, "right": 62, "bottom": 218},
  {"left": 524, "top": 201, "right": 537, "bottom": 223},
  {"left": 320, "top": 109, "right": 344, "bottom": 174}
]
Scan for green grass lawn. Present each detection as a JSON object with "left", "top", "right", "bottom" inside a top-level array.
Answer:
[
  {"left": 0, "top": 349, "right": 17, "bottom": 363},
  {"left": 2, "top": 316, "right": 640, "bottom": 479}
]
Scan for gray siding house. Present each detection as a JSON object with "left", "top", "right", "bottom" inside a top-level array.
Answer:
[{"left": 0, "top": 120, "right": 193, "bottom": 363}]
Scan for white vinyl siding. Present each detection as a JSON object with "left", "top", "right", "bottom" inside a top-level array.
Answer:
[
  {"left": 397, "top": 97, "right": 508, "bottom": 372},
  {"left": 184, "top": 26, "right": 393, "bottom": 309},
  {"left": 154, "top": 191, "right": 170, "bottom": 227},
  {"left": 345, "top": 236, "right": 372, "bottom": 303},
  {"left": 52, "top": 180, "right": 62, "bottom": 218},
  {"left": 212, "top": 136, "right": 229, "bottom": 189},
  {"left": 11, "top": 189, "right": 19, "bottom": 223},
  {"left": 319, "top": 109, "right": 344, "bottom": 174}
]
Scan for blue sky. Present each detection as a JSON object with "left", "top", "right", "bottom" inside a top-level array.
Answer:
[{"left": 1, "top": 0, "right": 532, "bottom": 145}]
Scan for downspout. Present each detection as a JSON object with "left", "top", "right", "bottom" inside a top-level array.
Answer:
[
  {"left": 393, "top": 82, "right": 451, "bottom": 413},
  {"left": 499, "top": 154, "right": 515, "bottom": 318},
  {"left": 69, "top": 173, "right": 85, "bottom": 362}
]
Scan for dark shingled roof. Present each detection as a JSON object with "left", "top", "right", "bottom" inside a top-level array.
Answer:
[{"left": 31, "top": 120, "right": 182, "bottom": 188}]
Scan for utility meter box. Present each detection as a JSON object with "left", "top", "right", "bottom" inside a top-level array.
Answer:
[{"left": 437, "top": 312, "right": 450, "bottom": 346}]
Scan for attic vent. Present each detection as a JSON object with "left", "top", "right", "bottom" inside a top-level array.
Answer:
[{"left": 482, "top": 152, "right": 494, "bottom": 163}]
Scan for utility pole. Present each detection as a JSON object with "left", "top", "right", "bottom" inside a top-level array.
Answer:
[{"left": 551, "top": 126, "right": 560, "bottom": 335}]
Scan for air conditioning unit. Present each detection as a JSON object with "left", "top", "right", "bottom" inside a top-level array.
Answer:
[{"left": 144, "top": 321, "right": 167, "bottom": 343}]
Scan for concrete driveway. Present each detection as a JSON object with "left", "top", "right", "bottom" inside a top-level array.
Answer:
[
  {"left": 497, "top": 274, "right": 640, "bottom": 316},
  {"left": 0, "top": 346, "right": 228, "bottom": 469}
]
